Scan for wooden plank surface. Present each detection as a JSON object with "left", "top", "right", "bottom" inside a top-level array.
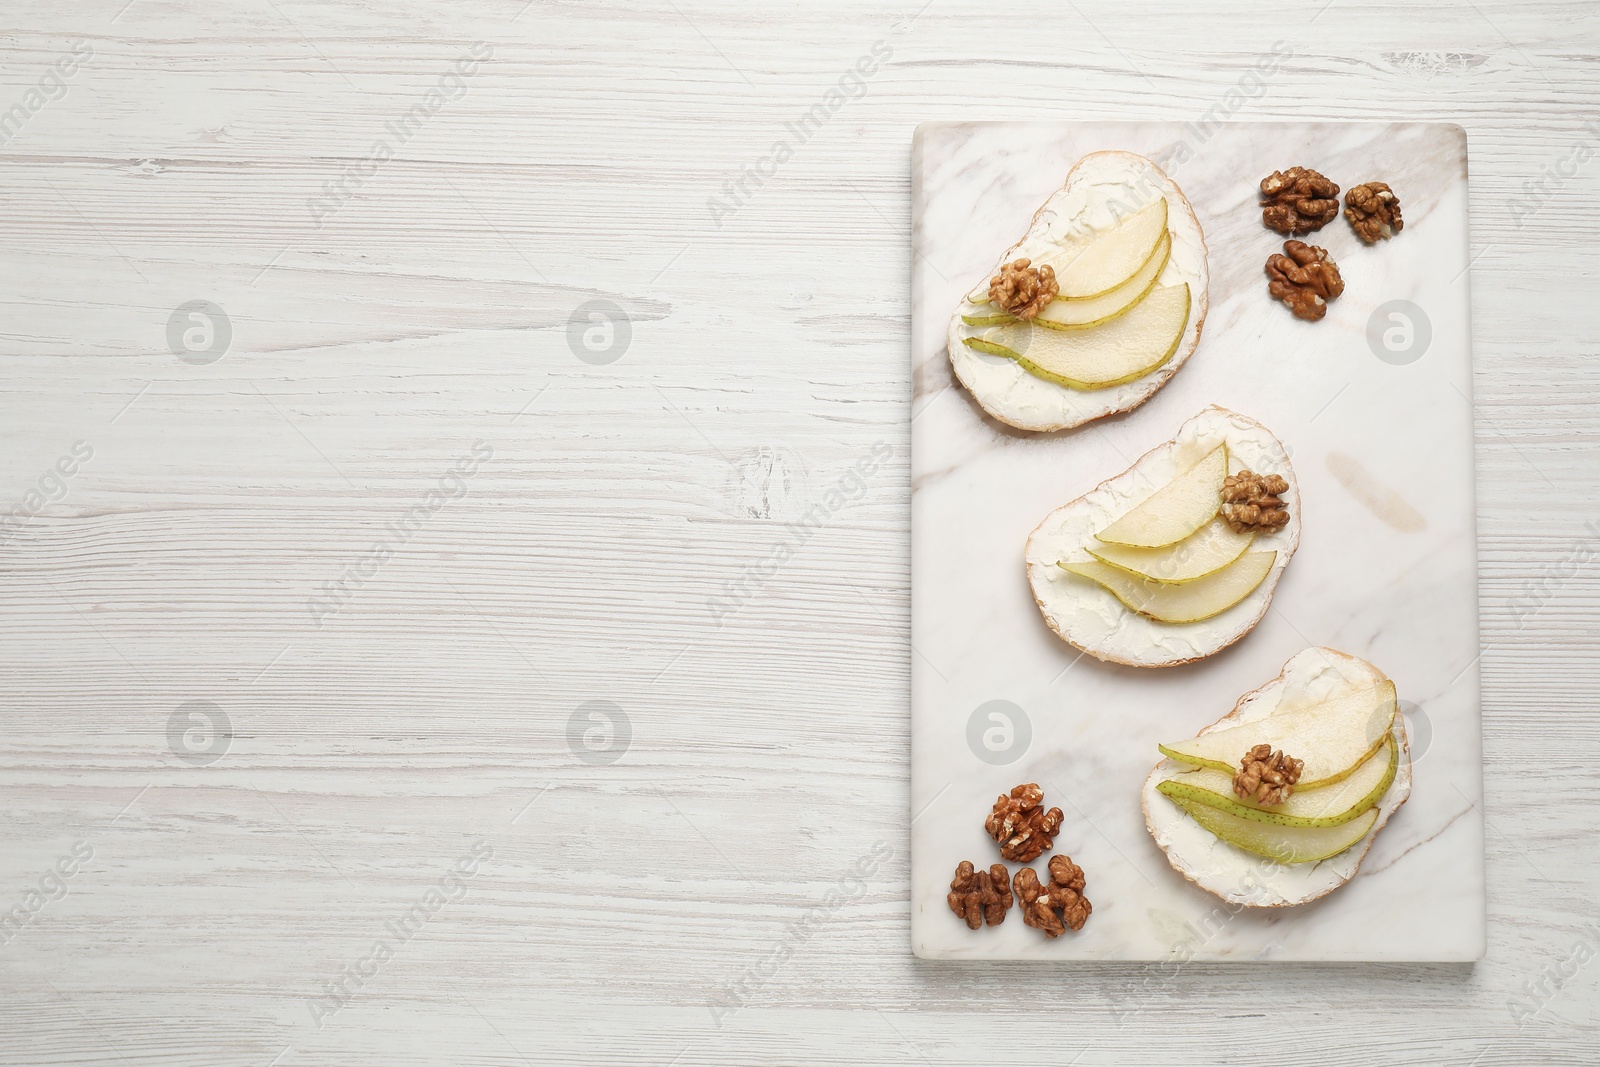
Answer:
[{"left": 0, "top": 1, "right": 1596, "bottom": 1063}]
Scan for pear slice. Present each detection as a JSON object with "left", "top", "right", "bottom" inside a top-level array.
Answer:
[
  {"left": 1093, "top": 444, "right": 1226, "bottom": 549},
  {"left": 1158, "top": 681, "right": 1397, "bottom": 789},
  {"left": 1086, "top": 518, "right": 1253, "bottom": 584},
  {"left": 1157, "top": 736, "right": 1398, "bottom": 828},
  {"left": 1169, "top": 796, "right": 1379, "bottom": 864},
  {"left": 963, "top": 284, "right": 1190, "bottom": 391},
  {"left": 960, "top": 310, "right": 1015, "bottom": 328},
  {"left": 1051, "top": 199, "right": 1169, "bottom": 299},
  {"left": 1061, "top": 549, "right": 1274, "bottom": 624},
  {"left": 961, "top": 233, "right": 1172, "bottom": 331},
  {"left": 1038, "top": 233, "right": 1171, "bottom": 329}
]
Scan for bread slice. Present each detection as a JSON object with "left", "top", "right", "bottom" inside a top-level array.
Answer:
[
  {"left": 947, "top": 151, "right": 1209, "bottom": 432},
  {"left": 1142, "top": 648, "right": 1414, "bottom": 908},
  {"left": 1026, "top": 407, "right": 1299, "bottom": 668}
]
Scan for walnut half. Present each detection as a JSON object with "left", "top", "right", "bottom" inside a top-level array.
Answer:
[
  {"left": 1014, "top": 855, "right": 1091, "bottom": 937},
  {"left": 1260, "top": 167, "right": 1340, "bottom": 235},
  {"left": 1221, "top": 470, "right": 1290, "bottom": 533},
  {"left": 1345, "top": 181, "right": 1403, "bottom": 243},
  {"left": 1233, "top": 744, "right": 1304, "bottom": 806},
  {"left": 1265, "top": 240, "right": 1344, "bottom": 321},
  {"left": 948, "top": 860, "right": 1012, "bottom": 929},
  {"left": 988, "top": 258, "right": 1058, "bottom": 321},
  {"left": 984, "top": 783, "right": 1064, "bottom": 863}
]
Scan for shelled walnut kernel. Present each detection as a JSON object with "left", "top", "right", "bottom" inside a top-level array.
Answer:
[
  {"left": 1260, "top": 167, "right": 1341, "bottom": 234},
  {"left": 1221, "top": 470, "right": 1290, "bottom": 533},
  {"left": 1344, "top": 181, "right": 1403, "bottom": 243},
  {"left": 988, "top": 258, "right": 1058, "bottom": 321},
  {"left": 984, "top": 783, "right": 1064, "bottom": 863},
  {"left": 1233, "top": 743, "right": 1305, "bottom": 806},
  {"left": 1014, "top": 855, "right": 1092, "bottom": 937},
  {"left": 948, "top": 860, "right": 1013, "bottom": 929},
  {"left": 1265, "top": 240, "right": 1344, "bottom": 321}
]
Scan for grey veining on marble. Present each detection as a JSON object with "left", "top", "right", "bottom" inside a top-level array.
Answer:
[{"left": 911, "top": 122, "right": 1485, "bottom": 961}]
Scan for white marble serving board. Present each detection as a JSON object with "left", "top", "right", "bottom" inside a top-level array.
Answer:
[{"left": 910, "top": 122, "right": 1485, "bottom": 961}]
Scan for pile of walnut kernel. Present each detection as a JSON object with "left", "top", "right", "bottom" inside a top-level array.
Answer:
[
  {"left": 947, "top": 782, "right": 1092, "bottom": 937},
  {"left": 1257, "top": 165, "right": 1404, "bottom": 321}
]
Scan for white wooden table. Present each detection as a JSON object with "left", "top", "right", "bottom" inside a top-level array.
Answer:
[{"left": 1, "top": 2, "right": 1596, "bottom": 1063}]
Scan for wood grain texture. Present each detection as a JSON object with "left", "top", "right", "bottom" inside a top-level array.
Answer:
[{"left": 0, "top": 0, "right": 1596, "bottom": 1063}]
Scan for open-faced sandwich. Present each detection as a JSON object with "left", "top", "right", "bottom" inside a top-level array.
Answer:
[
  {"left": 1142, "top": 648, "right": 1412, "bottom": 908},
  {"left": 1026, "top": 406, "right": 1298, "bottom": 668},
  {"left": 948, "top": 151, "right": 1208, "bottom": 432}
]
